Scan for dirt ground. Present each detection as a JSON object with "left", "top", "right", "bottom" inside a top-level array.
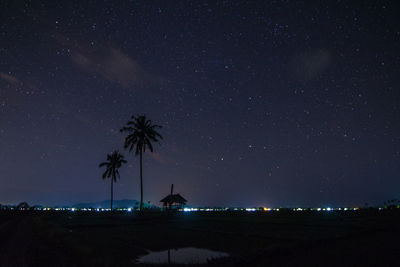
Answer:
[{"left": 0, "top": 209, "right": 399, "bottom": 266}]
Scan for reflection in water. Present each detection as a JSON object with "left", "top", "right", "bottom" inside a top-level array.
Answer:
[{"left": 137, "top": 247, "right": 229, "bottom": 264}]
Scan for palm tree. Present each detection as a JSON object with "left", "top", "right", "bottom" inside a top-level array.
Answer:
[
  {"left": 120, "top": 115, "right": 162, "bottom": 211},
  {"left": 99, "top": 150, "right": 127, "bottom": 211}
]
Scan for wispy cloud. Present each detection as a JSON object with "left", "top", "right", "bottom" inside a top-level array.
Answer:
[
  {"left": 291, "top": 49, "right": 331, "bottom": 81},
  {"left": 144, "top": 145, "right": 212, "bottom": 173},
  {"left": 0, "top": 72, "right": 42, "bottom": 94},
  {"left": 146, "top": 151, "right": 172, "bottom": 165},
  {"left": 54, "top": 34, "right": 163, "bottom": 88},
  {"left": 0, "top": 73, "right": 42, "bottom": 120},
  {"left": 0, "top": 72, "right": 22, "bottom": 85}
]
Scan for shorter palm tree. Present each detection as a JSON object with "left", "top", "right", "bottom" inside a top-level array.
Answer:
[{"left": 99, "top": 150, "right": 127, "bottom": 211}]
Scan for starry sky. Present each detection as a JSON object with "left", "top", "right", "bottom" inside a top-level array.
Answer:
[{"left": 1, "top": 1, "right": 399, "bottom": 207}]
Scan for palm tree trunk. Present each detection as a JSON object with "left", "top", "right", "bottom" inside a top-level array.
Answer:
[
  {"left": 111, "top": 175, "right": 114, "bottom": 211},
  {"left": 140, "top": 149, "right": 143, "bottom": 211}
]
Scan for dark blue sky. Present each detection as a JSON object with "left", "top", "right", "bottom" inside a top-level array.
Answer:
[{"left": 1, "top": 1, "right": 399, "bottom": 207}]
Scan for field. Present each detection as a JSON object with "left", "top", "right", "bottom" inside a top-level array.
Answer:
[{"left": 0, "top": 210, "right": 399, "bottom": 266}]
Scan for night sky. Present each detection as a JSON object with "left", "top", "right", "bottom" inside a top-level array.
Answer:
[{"left": 1, "top": 1, "right": 399, "bottom": 207}]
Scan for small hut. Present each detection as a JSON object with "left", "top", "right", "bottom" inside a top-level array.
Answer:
[
  {"left": 160, "top": 184, "right": 187, "bottom": 210},
  {"left": 16, "top": 202, "right": 30, "bottom": 210}
]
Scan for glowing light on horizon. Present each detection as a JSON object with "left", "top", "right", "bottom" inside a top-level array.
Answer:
[{"left": 246, "top": 208, "right": 256, "bottom": 212}]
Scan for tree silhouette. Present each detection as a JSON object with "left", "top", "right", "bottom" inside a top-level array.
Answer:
[
  {"left": 99, "top": 150, "right": 127, "bottom": 211},
  {"left": 120, "top": 115, "right": 162, "bottom": 211}
]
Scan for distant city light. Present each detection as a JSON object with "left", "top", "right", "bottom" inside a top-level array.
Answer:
[
  {"left": 245, "top": 208, "right": 256, "bottom": 212},
  {"left": 2, "top": 205, "right": 385, "bottom": 213}
]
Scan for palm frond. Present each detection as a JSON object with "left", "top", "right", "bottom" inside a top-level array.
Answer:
[
  {"left": 121, "top": 114, "right": 163, "bottom": 156},
  {"left": 99, "top": 162, "right": 108, "bottom": 168},
  {"left": 99, "top": 150, "right": 126, "bottom": 180},
  {"left": 145, "top": 138, "right": 154, "bottom": 152}
]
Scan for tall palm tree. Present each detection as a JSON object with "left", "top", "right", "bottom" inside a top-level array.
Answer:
[
  {"left": 99, "top": 150, "right": 127, "bottom": 211},
  {"left": 120, "top": 115, "right": 162, "bottom": 211}
]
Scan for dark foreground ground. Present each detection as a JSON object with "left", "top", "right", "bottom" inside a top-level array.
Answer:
[{"left": 0, "top": 209, "right": 399, "bottom": 266}]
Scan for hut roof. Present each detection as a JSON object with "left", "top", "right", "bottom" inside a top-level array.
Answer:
[
  {"left": 16, "top": 202, "right": 29, "bottom": 210},
  {"left": 160, "top": 194, "right": 187, "bottom": 204}
]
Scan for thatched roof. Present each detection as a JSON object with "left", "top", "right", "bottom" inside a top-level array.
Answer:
[
  {"left": 16, "top": 202, "right": 29, "bottom": 210},
  {"left": 160, "top": 194, "right": 187, "bottom": 204}
]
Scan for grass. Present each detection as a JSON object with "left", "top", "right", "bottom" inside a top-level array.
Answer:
[{"left": 0, "top": 209, "right": 399, "bottom": 266}]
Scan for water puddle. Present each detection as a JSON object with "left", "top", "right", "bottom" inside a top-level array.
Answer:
[{"left": 136, "top": 247, "right": 229, "bottom": 264}]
